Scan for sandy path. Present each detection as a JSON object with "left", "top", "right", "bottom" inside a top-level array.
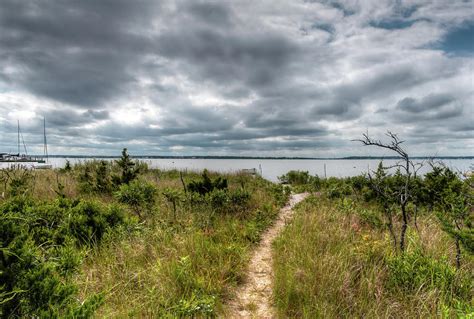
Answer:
[{"left": 226, "top": 193, "right": 309, "bottom": 319}]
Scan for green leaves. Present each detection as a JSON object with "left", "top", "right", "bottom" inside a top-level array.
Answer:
[
  {"left": 114, "top": 179, "right": 157, "bottom": 219},
  {"left": 188, "top": 170, "right": 228, "bottom": 195},
  {"left": 0, "top": 197, "right": 127, "bottom": 317},
  {"left": 113, "top": 148, "right": 140, "bottom": 185}
]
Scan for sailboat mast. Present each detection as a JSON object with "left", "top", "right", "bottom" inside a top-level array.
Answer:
[{"left": 43, "top": 118, "right": 48, "bottom": 162}]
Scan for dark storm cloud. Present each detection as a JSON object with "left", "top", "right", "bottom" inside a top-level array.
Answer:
[
  {"left": 394, "top": 93, "right": 463, "bottom": 124},
  {"left": 312, "top": 65, "right": 435, "bottom": 120},
  {"left": 158, "top": 28, "right": 300, "bottom": 91},
  {"left": 185, "top": 2, "right": 234, "bottom": 27},
  {"left": 0, "top": 0, "right": 159, "bottom": 106},
  {"left": 397, "top": 94, "right": 455, "bottom": 113},
  {"left": 44, "top": 108, "right": 110, "bottom": 127}
]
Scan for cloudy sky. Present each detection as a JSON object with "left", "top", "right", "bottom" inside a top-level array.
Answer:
[{"left": 0, "top": 0, "right": 473, "bottom": 157}]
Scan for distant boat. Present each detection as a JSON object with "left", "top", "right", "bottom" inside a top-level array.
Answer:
[
  {"left": 0, "top": 119, "right": 49, "bottom": 165},
  {"left": 33, "top": 118, "right": 52, "bottom": 169}
]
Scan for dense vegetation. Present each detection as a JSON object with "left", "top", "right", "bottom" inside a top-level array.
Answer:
[
  {"left": 274, "top": 168, "right": 473, "bottom": 318},
  {"left": 1, "top": 145, "right": 472, "bottom": 318},
  {"left": 0, "top": 150, "right": 289, "bottom": 318}
]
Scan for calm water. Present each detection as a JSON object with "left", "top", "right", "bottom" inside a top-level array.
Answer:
[{"left": 2, "top": 158, "right": 472, "bottom": 182}]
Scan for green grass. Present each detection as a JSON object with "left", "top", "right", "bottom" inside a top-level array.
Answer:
[
  {"left": 272, "top": 195, "right": 474, "bottom": 318},
  {"left": 0, "top": 165, "right": 289, "bottom": 318},
  {"left": 72, "top": 171, "right": 285, "bottom": 317}
]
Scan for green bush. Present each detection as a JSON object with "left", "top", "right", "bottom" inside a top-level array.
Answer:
[
  {"left": 269, "top": 184, "right": 291, "bottom": 207},
  {"left": 327, "top": 182, "right": 352, "bottom": 199},
  {"left": 200, "top": 188, "right": 251, "bottom": 214},
  {"left": 0, "top": 194, "right": 130, "bottom": 317},
  {"left": 188, "top": 170, "right": 228, "bottom": 195},
  {"left": 175, "top": 292, "right": 216, "bottom": 317},
  {"left": 229, "top": 188, "right": 251, "bottom": 207},
  {"left": 114, "top": 179, "right": 157, "bottom": 218},
  {"left": 386, "top": 249, "right": 471, "bottom": 300},
  {"left": 77, "top": 163, "right": 95, "bottom": 194},
  {"left": 347, "top": 175, "right": 370, "bottom": 193},
  {"left": 0, "top": 211, "right": 103, "bottom": 318},
  {"left": 94, "top": 160, "right": 112, "bottom": 193},
  {"left": 278, "top": 170, "right": 311, "bottom": 185},
  {"left": 0, "top": 168, "right": 35, "bottom": 198},
  {"left": 68, "top": 200, "right": 126, "bottom": 246},
  {"left": 206, "top": 189, "right": 229, "bottom": 211},
  {"left": 112, "top": 148, "right": 140, "bottom": 186},
  {"left": 358, "top": 209, "right": 384, "bottom": 229}
]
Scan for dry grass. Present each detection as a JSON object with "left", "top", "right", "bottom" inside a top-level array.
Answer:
[
  {"left": 272, "top": 195, "right": 473, "bottom": 318},
  {"left": 67, "top": 170, "right": 285, "bottom": 317},
  {"left": 0, "top": 165, "right": 287, "bottom": 317}
]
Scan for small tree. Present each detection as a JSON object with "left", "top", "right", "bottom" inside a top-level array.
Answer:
[
  {"left": 114, "top": 179, "right": 156, "bottom": 219},
  {"left": 1, "top": 167, "right": 36, "bottom": 198},
  {"left": 426, "top": 165, "right": 473, "bottom": 268},
  {"left": 163, "top": 188, "right": 183, "bottom": 220},
  {"left": 367, "top": 162, "right": 398, "bottom": 249},
  {"left": 78, "top": 165, "right": 94, "bottom": 194},
  {"left": 355, "top": 131, "right": 422, "bottom": 252},
  {"left": 188, "top": 170, "right": 227, "bottom": 195},
  {"left": 94, "top": 160, "right": 111, "bottom": 193},
  {"left": 64, "top": 160, "right": 72, "bottom": 172},
  {"left": 113, "top": 148, "right": 139, "bottom": 185}
]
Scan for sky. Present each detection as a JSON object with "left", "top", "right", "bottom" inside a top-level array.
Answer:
[{"left": 0, "top": 0, "right": 473, "bottom": 157}]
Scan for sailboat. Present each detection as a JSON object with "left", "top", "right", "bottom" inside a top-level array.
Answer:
[
  {"left": 33, "top": 118, "right": 52, "bottom": 169},
  {"left": 1, "top": 119, "right": 51, "bottom": 168}
]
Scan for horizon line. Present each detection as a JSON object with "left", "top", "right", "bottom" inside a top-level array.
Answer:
[{"left": 25, "top": 154, "right": 474, "bottom": 160}]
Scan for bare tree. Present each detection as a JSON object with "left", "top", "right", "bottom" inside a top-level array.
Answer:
[{"left": 354, "top": 131, "right": 422, "bottom": 252}]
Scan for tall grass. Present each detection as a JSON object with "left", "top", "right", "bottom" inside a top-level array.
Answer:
[
  {"left": 1, "top": 164, "right": 288, "bottom": 317},
  {"left": 72, "top": 171, "right": 285, "bottom": 317},
  {"left": 273, "top": 195, "right": 473, "bottom": 318}
]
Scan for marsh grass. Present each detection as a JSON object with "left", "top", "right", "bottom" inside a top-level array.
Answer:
[
  {"left": 273, "top": 195, "right": 473, "bottom": 318},
  {"left": 69, "top": 171, "right": 284, "bottom": 317},
  {"left": 0, "top": 164, "right": 287, "bottom": 317}
]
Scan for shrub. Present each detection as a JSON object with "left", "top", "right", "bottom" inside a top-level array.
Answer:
[
  {"left": 188, "top": 170, "right": 227, "bottom": 195},
  {"left": 162, "top": 187, "right": 184, "bottom": 219},
  {"left": 385, "top": 249, "right": 471, "bottom": 300},
  {"left": 114, "top": 179, "right": 157, "bottom": 219},
  {"left": 309, "top": 174, "right": 323, "bottom": 191},
  {"left": 0, "top": 167, "right": 35, "bottom": 197},
  {"left": 206, "top": 189, "right": 229, "bottom": 211},
  {"left": 269, "top": 184, "right": 291, "bottom": 207},
  {"left": 64, "top": 160, "right": 72, "bottom": 172},
  {"left": 0, "top": 211, "right": 103, "bottom": 317},
  {"left": 94, "top": 160, "right": 112, "bottom": 193},
  {"left": 175, "top": 292, "right": 216, "bottom": 317},
  {"left": 327, "top": 182, "right": 352, "bottom": 199},
  {"left": 278, "top": 170, "right": 311, "bottom": 185},
  {"left": 348, "top": 175, "right": 369, "bottom": 194},
  {"left": 67, "top": 200, "right": 126, "bottom": 246},
  {"left": 358, "top": 209, "right": 384, "bottom": 229},
  {"left": 229, "top": 188, "right": 251, "bottom": 208},
  {"left": 203, "top": 188, "right": 249, "bottom": 213},
  {"left": 77, "top": 164, "right": 94, "bottom": 194},
  {"left": 112, "top": 148, "right": 140, "bottom": 186}
]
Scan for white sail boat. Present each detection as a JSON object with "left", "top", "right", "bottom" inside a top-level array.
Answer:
[
  {"left": 33, "top": 118, "right": 52, "bottom": 169},
  {"left": 0, "top": 120, "right": 46, "bottom": 163}
]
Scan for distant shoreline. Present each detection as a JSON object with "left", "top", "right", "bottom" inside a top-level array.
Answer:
[{"left": 21, "top": 155, "right": 474, "bottom": 160}]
